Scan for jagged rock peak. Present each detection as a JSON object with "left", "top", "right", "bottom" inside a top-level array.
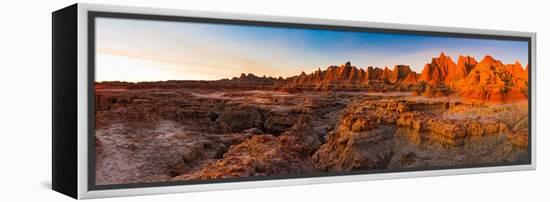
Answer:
[{"left": 480, "top": 55, "right": 497, "bottom": 64}]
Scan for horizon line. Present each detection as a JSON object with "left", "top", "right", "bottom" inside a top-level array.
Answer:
[{"left": 95, "top": 52, "right": 529, "bottom": 83}]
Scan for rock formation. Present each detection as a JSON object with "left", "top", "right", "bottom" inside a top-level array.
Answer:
[
  {"left": 459, "top": 55, "right": 527, "bottom": 103},
  {"left": 313, "top": 97, "right": 528, "bottom": 172},
  {"left": 419, "top": 52, "right": 457, "bottom": 85},
  {"left": 447, "top": 55, "right": 477, "bottom": 86},
  {"left": 281, "top": 62, "right": 419, "bottom": 92},
  {"left": 174, "top": 116, "right": 321, "bottom": 180},
  {"left": 97, "top": 53, "right": 529, "bottom": 104},
  {"left": 386, "top": 65, "right": 418, "bottom": 85},
  {"left": 93, "top": 50, "right": 530, "bottom": 186}
]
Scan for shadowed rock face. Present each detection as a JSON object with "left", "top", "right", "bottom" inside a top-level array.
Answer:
[
  {"left": 456, "top": 55, "right": 478, "bottom": 82},
  {"left": 94, "top": 88, "right": 353, "bottom": 185},
  {"left": 173, "top": 116, "right": 321, "bottom": 180},
  {"left": 94, "top": 53, "right": 529, "bottom": 185},
  {"left": 386, "top": 65, "right": 418, "bottom": 85}
]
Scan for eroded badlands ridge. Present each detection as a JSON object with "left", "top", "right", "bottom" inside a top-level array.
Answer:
[
  {"left": 95, "top": 54, "right": 529, "bottom": 185},
  {"left": 98, "top": 53, "right": 528, "bottom": 104}
]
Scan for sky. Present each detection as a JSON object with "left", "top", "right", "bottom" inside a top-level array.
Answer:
[{"left": 95, "top": 17, "right": 529, "bottom": 82}]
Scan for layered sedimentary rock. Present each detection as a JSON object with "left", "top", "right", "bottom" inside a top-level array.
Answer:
[
  {"left": 386, "top": 65, "right": 418, "bottom": 85},
  {"left": 281, "top": 62, "right": 417, "bottom": 90},
  {"left": 313, "top": 115, "right": 395, "bottom": 171},
  {"left": 97, "top": 53, "right": 529, "bottom": 104},
  {"left": 459, "top": 56, "right": 528, "bottom": 103},
  {"left": 456, "top": 55, "right": 478, "bottom": 79},
  {"left": 94, "top": 52, "right": 531, "bottom": 185},
  {"left": 418, "top": 53, "right": 476, "bottom": 87},
  {"left": 414, "top": 53, "right": 528, "bottom": 103},
  {"left": 419, "top": 52, "right": 457, "bottom": 85},
  {"left": 364, "top": 66, "right": 385, "bottom": 83},
  {"left": 173, "top": 116, "right": 321, "bottom": 180},
  {"left": 313, "top": 97, "right": 529, "bottom": 172},
  {"left": 95, "top": 87, "right": 355, "bottom": 185},
  {"left": 281, "top": 54, "right": 527, "bottom": 103}
]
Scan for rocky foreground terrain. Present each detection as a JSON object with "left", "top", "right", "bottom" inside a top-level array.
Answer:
[{"left": 94, "top": 53, "right": 530, "bottom": 185}]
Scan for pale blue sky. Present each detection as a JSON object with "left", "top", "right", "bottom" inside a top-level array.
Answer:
[{"left": 96, "top": 17, "right": 528, "bottom": 82}]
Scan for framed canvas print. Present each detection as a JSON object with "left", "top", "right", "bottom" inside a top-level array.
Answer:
[{"left": 52, "top": 3, "right": 536, "bottom": 199}]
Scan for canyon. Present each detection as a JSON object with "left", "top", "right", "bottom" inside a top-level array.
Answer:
[{"left": 94, "top": 53, "right": 529, "bottom": 185}]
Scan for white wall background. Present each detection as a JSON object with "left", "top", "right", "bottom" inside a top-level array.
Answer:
[{"left": 0, "top": 0, "right": 547, "bottom": 201}]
